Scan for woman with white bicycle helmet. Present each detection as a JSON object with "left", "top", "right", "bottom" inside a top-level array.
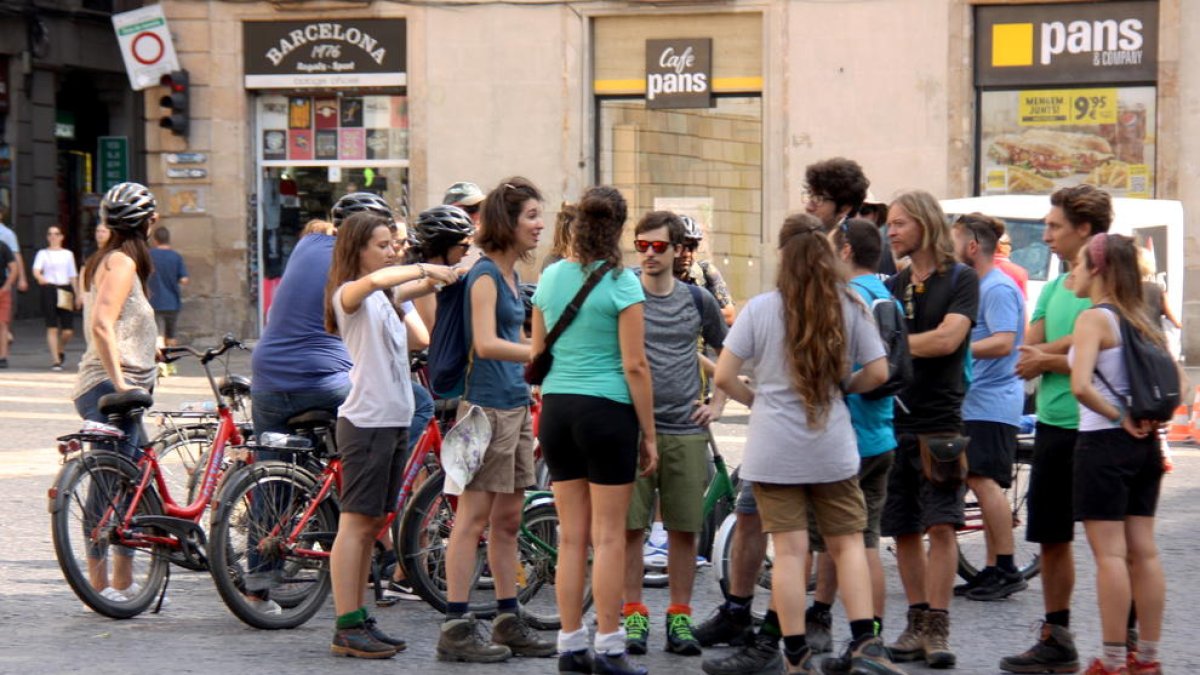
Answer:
[{"left": 675, "top": 215, "right": 735, "bottom": 326}]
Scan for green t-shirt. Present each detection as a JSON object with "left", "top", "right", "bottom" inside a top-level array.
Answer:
[
  {"left": 532, "top": 261, "right": 645, "bottom": 404},
  {"left": 1031, "top": 275, "right": 1093, "bottom": 429}
]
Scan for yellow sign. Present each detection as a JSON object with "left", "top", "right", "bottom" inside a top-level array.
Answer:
[
  {"left": 1127, "top": 164, "right": 1151, "bottom": 199},
  {"left": 992, "top": 23, "right": 1034, "bottom": 67},
  {"left": 1018, "top": 88, "right": 1117, "bottom": 126}
]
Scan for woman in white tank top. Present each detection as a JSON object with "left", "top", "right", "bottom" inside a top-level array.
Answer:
[{"left": 1066, "top": 233, "right": 1167, "bottom": 674}]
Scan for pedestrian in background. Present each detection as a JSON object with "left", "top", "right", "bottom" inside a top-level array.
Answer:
[
  {"left": 32, "top": 225, "right": 81, "bottom": 370},
  {"left": 540, "top": 201, "right": 576, "bottom": 272},
  {"left": 0, "top": 207, "right": 27, "bottom": 355},
  {"left": 0, "top": 237, "right": 17, "bottom": 368},
  {"left": 147, "top": 226, "right": 189, "bottom": 351}
]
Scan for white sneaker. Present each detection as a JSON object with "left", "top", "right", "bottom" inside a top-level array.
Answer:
[
  {"left": 247, "top": 595, "right": 283, "bottom": 615},
  {"left": 83, "top": 586, "right": 126, "bottom": 612},
  {"left": 121, "top": 582, "right": 171, "bottom": 608},
  {"left": 642, "top": 541, "right": 668, "bottom": 570}
]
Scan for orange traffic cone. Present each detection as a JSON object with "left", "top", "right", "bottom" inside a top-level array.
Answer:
[{"left": 1166, "top": 405, "right": 1190, "bottom": 443}]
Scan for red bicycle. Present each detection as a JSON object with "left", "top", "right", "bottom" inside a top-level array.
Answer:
[{"left": 48, "top": 335, "right": 248, "bottom": 618}]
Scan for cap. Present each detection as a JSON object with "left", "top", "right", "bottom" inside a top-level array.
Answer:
[{"left": 443, "top": 182, "right": 485, "bottom": 207}]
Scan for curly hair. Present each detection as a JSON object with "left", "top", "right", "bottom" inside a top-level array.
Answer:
[
  {"left": 573, "top": 186, "right": 626, "bottom": 275},
  {"left": 805, "top": 158, "right": 870, "bottom": 215},
  {"left": 1051, "top": 184, "right": 1113, "bottom": 236},
  {"left": 777, "top": 213, "right": 850, "bottom": 428},
  {"left": 479, "top": 176, "right": 542, "bottom": 260}
]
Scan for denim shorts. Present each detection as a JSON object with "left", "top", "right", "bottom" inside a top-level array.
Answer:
[
  {"left": 73, "top": 380, "right": 148, "bottom": 460},
  {"left": 251, "top": 385, "right": 350, "bottom": 461}
]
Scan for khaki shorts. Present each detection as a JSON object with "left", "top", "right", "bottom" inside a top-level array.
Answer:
[
  {"left": 753, "top": 478, "right": 867, "bottom": 536},
  {"left": 458, "top": 401, "right": 535, "bottom": 494},
  {"left": 810, "top": 451, "right": 895, "bottom": 551},
  {"left": 626, "top": 433, "right": 709, "bottom": 533}
]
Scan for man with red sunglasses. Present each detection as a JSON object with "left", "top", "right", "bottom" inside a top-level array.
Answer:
[{"left": 621, "top": 211, "right": 728, "bottom": 660}]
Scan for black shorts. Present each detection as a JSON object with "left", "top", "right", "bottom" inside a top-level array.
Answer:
[
  {"left": 1074, "top": 428, "right": 1164, "bottom": 521},
  {"left": 155, "top": 310, "right": 180, "bottom": 340},
  {"left": 880, "top": 433, "right": 965, "bottom": 537},
  {"left": 335, "top": 418, "right": 409, "bottom": 517},
  {"left": 539, "top": 393, "right": 639, "bottom": 486},
  {"left": 40, "top": 284, "right": 76, "bottom": 330},
  {"left": 965, "top": 421, "right": 1017, "bottom": 489},
  {"left": 1026, "top": 422, "right": 1077, "bottom": 544}
]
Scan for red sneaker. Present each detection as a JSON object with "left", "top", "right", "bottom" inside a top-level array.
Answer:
[
  {"left": 1085, "top": 658, "right": 1129, "bottom": 674},
  {"left": 1127, "top": 655, "right": 1162, "bottom": 675}
]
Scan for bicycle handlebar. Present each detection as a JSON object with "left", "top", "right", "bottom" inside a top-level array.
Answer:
[{"left": 161, "top": 334, "right": 247, "bottom": 365}]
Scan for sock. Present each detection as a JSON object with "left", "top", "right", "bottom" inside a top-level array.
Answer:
[
  {"left": 849, "top": 619, "right": 876, "bottom": 645},
  {"left": 595, "top": 629, "right": 626, "bottom": 657},
  {"left": 727, "top": 594, "right": 753, "bottom": 613},
  {"left": 810, "top": 600, "right": 833, "bottom": 614},
  {"left": 1137, "top": 640, "right": 1158, "bottom": 662},
  {"left": 759, "top": 610, "right": 782, "bottom": 640},
  {"left": 667, "top": 604, "right": 691, "bottom": 616},
  {"left": 1127, "top": 605, "right": 1138, "bottom": 630},
  {"left": 557, "top": 626, "right": 589, "bottom": 654},
  {"left": 996, "top": 554, "right": 1016, "bottom": 573},
  {"left": 649, "top": 522, "right": 668, "bottom": 546},
  {"left": 1102, "top": 642, "right": 1124, "bottom": 669},
  {"left": 874, "top": 616, "right": 884, "bottom": 636},
  {"left": 910, "top": 602, "right": 930, "bottom": 612},
  {"left": 623, "top": 602, "right": 649, "bottom": 617},
  {"left": 1045, "top": 609, "right": 1070, "bottom": 628},
  {"left": 497, "top": 597, "right": 519, "bottom": 615},
  {"left": 782, "top": 634, "right": 808, "bottom": 666},
  {"left": 335, "top": 607, "right": 367, "bottom": 629},
  {"left": 445, "top": 601, "right": 469, "bottom": 621}
]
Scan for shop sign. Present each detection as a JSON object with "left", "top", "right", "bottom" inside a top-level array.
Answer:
[
  {"left": 244, "top": 20, "right": 407, "bottom": 89},
  {"left": 645, "top": 39, "right": 713, "bottom": 109},
  {"left": 111, "top": 4, "right": 182, "bottom": 91},
  {"left": 976, "top": 2, "right": 1158, "bottom": 87},
  {"left": 55, "top": 112, "right": 76, "bottom": 140},
  {"left": 97, "top": 137, "right": 129, "bottom": 193}
]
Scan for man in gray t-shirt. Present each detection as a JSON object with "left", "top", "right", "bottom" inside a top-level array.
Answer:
[{"left": 621, "top": 211, "right": 728, "bottom": 657}]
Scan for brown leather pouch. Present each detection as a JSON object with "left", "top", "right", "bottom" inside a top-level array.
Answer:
[{"left": 918, "top": 433, "right": 969, "bottom": 490}]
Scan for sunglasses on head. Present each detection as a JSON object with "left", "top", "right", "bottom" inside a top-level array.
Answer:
[{"left": 634, "top": 239, "right": 671, "bottom": 254}]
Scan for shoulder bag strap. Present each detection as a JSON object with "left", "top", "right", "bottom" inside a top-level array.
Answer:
[{"left": 542, "top": 261, "right": 615, "bottom": 353}]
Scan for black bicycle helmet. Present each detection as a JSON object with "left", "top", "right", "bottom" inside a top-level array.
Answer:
[
  {"left": 519, "top": 282, "right": 537, "bottom": 334},
  {"left": 331, "top": 192, "right": 393, "bottom": 228},
  {"left": 100, "top": 182, "right": 156, "bottom": 231},
  {"left": 413, "top": 205, "right": 475, "bottom": 251},
  {"left": 680, "top": 215, "right": 703, "bottom": 242}
]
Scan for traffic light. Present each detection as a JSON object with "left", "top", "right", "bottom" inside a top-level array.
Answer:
[{"left": 159, "top": 70, "right": 189, "bottom": 138}]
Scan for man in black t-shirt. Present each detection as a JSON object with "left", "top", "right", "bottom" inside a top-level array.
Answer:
[{"left": 880, "top": 190, "right": 979, "bottom": 669}]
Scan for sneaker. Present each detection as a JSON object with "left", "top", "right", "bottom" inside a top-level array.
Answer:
[
  {"left": 624, "top": 609, "right": 650, "bottom": 655},
  {"left": 999, "top": 622, "right": 1080, "bottom": 673},
  {"left": 1084, "top": 658, "right": 1128, "bottom": 674},
  {"left": 364, "top": 616, "right": 407, "bottom": 652},
  {"left": 83, "top": 585, "right": 127, "bottom": 611},
  {"left": 806, "top": 605, "right": 834, "bottom": 654},
  {"left": 437, "top": 615, "right": 512, "bottom": 662},
  {"left": 922, "top": 610, "right": 956, "bottom": 669},
  {"left": 847, "top": 636, "right": 906, "bottom": 674},
  {"left": 383, "top": 578, "right": 421, "bottom": 601},
  {"left": 121, "top": 582, "right": 170, "bottom": 608},
  {"left": 665, "top": 612, "right": 702, "bottom": 656},
  {"left": 966, "top": 568, "right": 1029, "bottom": 601},
  {"left": 492, "top": 613, "right": 556, "bottom": 657},
  {"left": 954, "top": 566, "right": 997, "bottom": 597},
  {"left": 643, "top": 541, "right": 668, "bottom": 570},
  {"left": 702, "top": 633, "right": 784, "bottom": 675},
  {"left": 51, "top": 362, "right": 63, "bottom": 372},
  {"left": 886, "top": 607, "right": 926, "bottom": 663},
  {"left": 247, "top": 594, "right": 283, "bottom": 616},
  {"left": 594, "top": 651, "right": 649, "bottom": 675},
  {"left": 0, "top": 359, "right": 8, "bottom": 369},
  {"left": 1127, "top": 655, "right": 1162, "bottom": 675},
  {"left": 694, "top": 602, "right": 754, "bottom": 647},
  {"left": 560, "top": 648, "right": 595, "bottom": 673},
  {"left": 330, "top": 626, "right": 397, "bottom": 659}
]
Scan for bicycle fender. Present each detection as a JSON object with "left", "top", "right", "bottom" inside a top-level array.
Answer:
[{"left": 48, "top": 451, "right": 141, "bottom": 515}]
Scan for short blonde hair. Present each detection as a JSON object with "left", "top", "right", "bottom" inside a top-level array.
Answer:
[{"left": 301, "top": 219, "right": 335, "bottom": 238}]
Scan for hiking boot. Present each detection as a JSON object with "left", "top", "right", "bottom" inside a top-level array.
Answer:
[
  {"left": 330, "top": 626, "right": 397, "bottom": 659},
  {"left": 694, "top": 602, "right": 754, "bottom": 647},
  {"left": 821, "top": 650, "right": 852, "bottom": 675},
  {"left": 437, "top": 615, "right": 512, "bottom": 663},
  {"left": 1084, "top": 658, "right": 1128, "bottom": 674},
  {"left": 806, "top": 606, "right": 834, "bottom": 653},
  {"left": 922, "top": 610, "right": 955, "bottom": 669},
  {"left": 954, "top": 566, "right": 997, "bottom": 597},
  {"left": 665, "top": 612, "right": 702, "bottom": 656},
  {"left": 363, "top": 616, "right": 407, "bottom": 651},
  {"left": 594, "top": 651, "right": 649, "bottom": 675},
  {"left": 847, "top": 637, "right": 906, "bottom": 674},
  {"left": 999, "top": 622, "right": 1080, "bottom": 673},
  {"left": 886, "top": 607, "right": 926, "bottom": 662},
  {"left": 560, "top": 648, "right": 595, "bottom": 673},
  {"left": 1127, "top": 655, "right": 1162, "bottom": 675},
  {"left": 966, "top": 568, "right": 1029, "bottom": 601},
  {"left": 624, "top": 609, "right": 650, "bottom": 655},
  {"left": 702, "top": 633, "right": 784, "bottom": 675},
  {"left": 492, "top": 613, "right": 556, "bottom": 657}
]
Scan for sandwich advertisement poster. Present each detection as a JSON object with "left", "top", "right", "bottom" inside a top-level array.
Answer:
[{"left": 978, "top": 86, "right": 1155, "bottom": 199}]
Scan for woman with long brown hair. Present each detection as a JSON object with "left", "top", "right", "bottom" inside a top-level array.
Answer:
[
  {"left": 322, "top": 211, "right": 456, "bottom": 659},
  {"left": 713, "top": 213, "right": 902, "bottom": 674},
  {"left": 1067, "top": 233, "right": 1167, "bottom": 675}
]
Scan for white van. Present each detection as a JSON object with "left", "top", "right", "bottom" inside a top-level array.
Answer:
[{"left": 940, "top": 195, "right": 1184, "bottom": 320}]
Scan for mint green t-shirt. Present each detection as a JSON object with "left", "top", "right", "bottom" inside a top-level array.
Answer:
[
  {"left": 1031, "top": 275, "right": 1093, "bottom": 429},
  {"left": 533, "top": 261, "right": 645, "bottom": 404}
]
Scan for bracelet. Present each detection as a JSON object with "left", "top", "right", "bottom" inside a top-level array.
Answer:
[{"left": 416, "top": 263, "right": 427, "bottom": 280}]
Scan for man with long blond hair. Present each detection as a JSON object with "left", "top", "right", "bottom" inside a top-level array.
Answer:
[{"left": 881, "top": 190, "right": 979, "bottom": 669}]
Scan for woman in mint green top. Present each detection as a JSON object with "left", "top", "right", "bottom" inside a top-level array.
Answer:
[{"left": 531, "top": 186, "right": 656, "bottom": 673}]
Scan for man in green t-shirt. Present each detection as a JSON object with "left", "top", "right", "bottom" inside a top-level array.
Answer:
[{"left": 1000, "top": 185, "right": 1113, "bottom": 674}]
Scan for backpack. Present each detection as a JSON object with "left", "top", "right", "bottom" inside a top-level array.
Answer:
[
  {"left": 1095, "top": 304, "right": 1181, "bottom": 422},
  {"left": 853, "top": 279, "right": 913, "bottom": 401},
  {"left": 427, "top": 283, "right": 470, "bottom": 398}
]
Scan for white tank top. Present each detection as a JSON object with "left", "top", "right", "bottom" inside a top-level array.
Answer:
[{"left": 1068, "top": 307, "right": 1127, "bottom": 432}]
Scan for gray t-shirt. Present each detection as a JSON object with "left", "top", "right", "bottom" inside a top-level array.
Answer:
[
  {"left": 725, "top": 290, "right": 885, "bottom": 485},
  {"left": 644, "top": 281, "right": 727, "bottom": 434}
]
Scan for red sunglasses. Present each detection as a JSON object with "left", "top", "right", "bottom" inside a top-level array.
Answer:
[{"left": 634, "top": 240, "right": 671, "bottom": 254}]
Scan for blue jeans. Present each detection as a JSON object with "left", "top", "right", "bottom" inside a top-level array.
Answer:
[{"left": 410, "top": 380, "right": 434, "bottom": 453}]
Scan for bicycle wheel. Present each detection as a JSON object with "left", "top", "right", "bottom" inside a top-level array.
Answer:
[
  {"left": 956, "top": 455, "right": 1041, "bottom": 582},
  {"left": 516, "top": 501, "right": 592, "bottom": 630},
  {"left": 51, "top": 451, "right": 169, "bottom": 619},
  {"left": 397, "top": 471, "right": 491, "bottom": 617},
  {"left": 152, "top": 424, "right": 214, "bottom": 504},
  {"left": 208, "top": 461, "right": 335, "bottom": 629}
]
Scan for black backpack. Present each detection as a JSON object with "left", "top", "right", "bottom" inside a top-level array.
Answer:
[
  {"left": 854, "top": 280, "right": 913, "bottom": 401},
  {"left": 1095, "top": 304, "right": 1181, "bottom": 422}
]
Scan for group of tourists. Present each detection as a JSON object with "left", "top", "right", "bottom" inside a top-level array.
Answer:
[{"left": 67, "top": 162, "right": 1170, "bottom": 675}]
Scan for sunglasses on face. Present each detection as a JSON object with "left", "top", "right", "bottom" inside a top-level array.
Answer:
[
  {"left": 461, "top": 204, "right": 480, "bottom": 216},
  {"left": 634, "top": 240, "right": 671, "bottom": 254}
]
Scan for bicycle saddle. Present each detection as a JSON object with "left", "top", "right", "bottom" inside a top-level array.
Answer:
[
  {"left": 98, "top": 388, "right": 155, "bottom": 419},
  {"left": 287, "top": 409, "right": 335, "bottom": 431},
  {"left": 218, "top": 374, "right": 252, "bottom": 398}
]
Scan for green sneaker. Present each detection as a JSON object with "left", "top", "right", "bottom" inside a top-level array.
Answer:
[
  {"left": 624, "top": 610, "right": 650, "bottom": 655},
  {"left": 665, "top": 612, "right": 702, "bottom": 656}
]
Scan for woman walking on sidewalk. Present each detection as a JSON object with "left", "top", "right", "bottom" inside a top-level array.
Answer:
[
  {"left": 33, "top": 225, "right": 81, "bottom": 370},
  {"left": 1067, "top": 233, "right": 1167, "bottom": 675}
]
